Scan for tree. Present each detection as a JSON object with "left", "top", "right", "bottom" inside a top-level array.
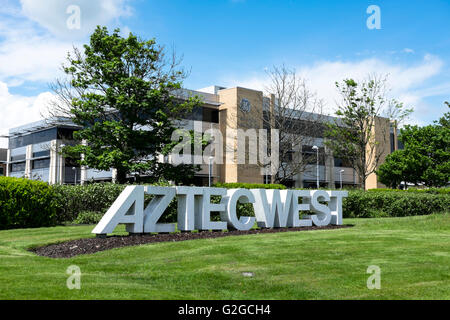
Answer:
[
  {"left": 377, "top": 103, "right": 450, "bottom": 188},
  {"left": 399, "top": 123, "right": 449, "bottom": 187},
  {"left": 324, "top": 76, "right": 412, "bottom": 190},
  {"left": 376, "top": 149, "right": 419, "bottom": 188},
  {"left": 234, "top": 65, "right": 326, "bottom": 185},
  {"left": 265, "top": 66, "right": 326, "bottom": 185},
  {"left": 48, "top": 26, "right": 202, "bottom": 184}
]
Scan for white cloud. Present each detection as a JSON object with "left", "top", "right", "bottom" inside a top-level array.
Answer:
[
  {"left": 297, "top": 54, "right": 443, "bottom": 115},
  {"left": 0, "top": 81, "right": 56, "bottom": 148},
  {"left": 0, "top": 0, "right": 135, "bottom": 146},
  {"left": 0, "top": 25, "right": 75, "bottom": 85},
  {"left": 20, "top": 0, "right": 132, "bottom": 39},
  {"left": 224, "top": 54, "right": 446, "bottom": 125},
  {"left": 0, "top": 0, "right": 134, "bottom": 86}
]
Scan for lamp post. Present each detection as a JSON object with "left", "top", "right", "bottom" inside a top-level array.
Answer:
[
  {"left": 208, "top": 156, "right": 214, "bottom": 187},
  {"left": 340, "top": 169, "right": 345, "bottom": 190},
  {"left": 312, "top": 145, "right": 319, "bottom": 189}
]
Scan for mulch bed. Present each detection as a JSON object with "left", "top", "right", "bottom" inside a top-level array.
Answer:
[{"left": 31, "top": 225, "right": 353, "bottom": 259}]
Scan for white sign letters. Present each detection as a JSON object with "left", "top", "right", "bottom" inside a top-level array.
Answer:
[{"left": 92, "top": 187, "right": 348, "bottom": 236}]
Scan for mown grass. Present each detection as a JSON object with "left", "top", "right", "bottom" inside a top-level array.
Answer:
[{"left": 0, "top": 214, "right": 449, "bottom": 300}]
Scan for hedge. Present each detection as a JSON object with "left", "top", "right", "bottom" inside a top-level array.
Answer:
[
  {"left": 52, "top": 181, "right": 176, "bottom": 224},
  {"left": 73, "top": 211, "right": 105, "bottom": 225},
  {"left": 368, "top": 188, "right": 450, "bottom": 195},
  {"left": 52, "top": 183, "right": 126, "bottom": 224},
  {"left": 2, "top": 177, "right": 446, "bottom": 229},
  {"left": 343, "top": 190, "right": 450, "bottom": 218},
  {"left": 51, "top": 183, "right": 450, "bottom": 225},
  {"left": 0, "top": 177, "right": 57, "bottom": 230}
]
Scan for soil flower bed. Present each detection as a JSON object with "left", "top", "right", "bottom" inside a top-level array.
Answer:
[{"left": 31, "top": 225, "right": 352, "bottom": 258}]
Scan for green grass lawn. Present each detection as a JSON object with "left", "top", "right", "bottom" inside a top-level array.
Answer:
[{"left": 0, "top": 214, "right": 449, "bottom": 300}]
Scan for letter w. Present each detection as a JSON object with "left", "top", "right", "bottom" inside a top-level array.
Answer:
[{"left": 251, "top": 189, "right": 292, "bottom": 228}]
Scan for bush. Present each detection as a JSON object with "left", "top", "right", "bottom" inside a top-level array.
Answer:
[
  {"left": 0, "top": 177, "right": 57, "bottom": 230},
  {"left": 52, "top": 183, "right": 125, "bottom": 224},
  {"left": 73, "top": 211, "right": 105, "bottom": 225},
  {"left": 344, "top": 190, "right": 450, "bottom": 218},
  {"left": 54, "top": 182, "right": 284, "bottom": 224},
  {"left": 52, "top": 182, "right": 449, "bottom": 226},
  {"left": 53, "top": 181, "right": 178, "bottom": 224},
  {"left": 368, "top": 187, "right": 450, "bottom": 195}
]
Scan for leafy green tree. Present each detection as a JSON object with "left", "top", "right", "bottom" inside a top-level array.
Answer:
[
  {"left": 377, "top": 150, "right": 420, "bottom": 188},
  {"left": 378, "top": 103, "right": 450, "bottom": 187},
  {"left": 324, "top": 76, "right": 412, "bottom": 190},
  {"left": 50, "top": 26, "right": 202, "bottom": 184},
  {"left": 400, "top": 124, "right": 449, "bottom": 187}
]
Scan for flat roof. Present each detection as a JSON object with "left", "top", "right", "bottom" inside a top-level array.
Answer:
[{"left": 8, "top": 117, "right": 80, "bottom": 137}]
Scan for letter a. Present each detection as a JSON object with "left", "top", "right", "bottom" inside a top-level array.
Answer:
[
  {"left": 366, "top": 5, "right": 381, "bottom": 30},
  {"left": 92, "top": 186, "right": 144, "bottom": 235},
  {"left": 66, "top": 5, "right": 81, "bottom": 30}
]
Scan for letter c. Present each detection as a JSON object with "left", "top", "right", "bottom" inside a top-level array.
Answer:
[{"left": 221, "top": 189, "right": 256, "bottom": 231}]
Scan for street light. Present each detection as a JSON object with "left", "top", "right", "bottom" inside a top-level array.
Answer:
[
  {"left": 340, "top": 169, "right": 345, "bottom": 190},
  {"left": 312, "top": 146, "right": 319, "bottom": 189},
  {"left": 208, "top": 156, "right": 214, "bottom": 187}
]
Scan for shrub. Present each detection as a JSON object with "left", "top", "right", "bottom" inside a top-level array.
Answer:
[
  {"left": 52, "top": 182, "right": 450, "bottom": 226},
  {"left": 53, "top": 181, "right": 178, "bottom": 224},
  {"left": 367, "top": 187, "right": 450, "bottom": 195},
  {"left": 0, "top": 177, "right": 57, "bottom": 230},
  {"left": 73, "top": 211, "right": 105, "bottom": 225},
  {"left": 343, "top": 190, "right": 450, "bottom": 218},
  {"left": 52, "top": 183, "right": 125, "bottom": 224}
]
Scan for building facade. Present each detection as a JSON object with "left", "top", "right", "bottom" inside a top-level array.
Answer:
[{"left": 4, "top": 85, "right": 400, "bottom": 189}]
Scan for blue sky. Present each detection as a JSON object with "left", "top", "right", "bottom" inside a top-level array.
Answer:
[
  {"left": 133, "top": 0, "right": 450, "bottom": 88},
  {"left": 0, "top": 0, "right": 449, "bottom": 146}
]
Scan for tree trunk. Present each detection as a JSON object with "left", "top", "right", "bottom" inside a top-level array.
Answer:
[
  {"left": 115, "top": 168, "right": 128, "bottom": 184},
  {"left": 360, "top": 174, "right": 366, "bottom": 191}
]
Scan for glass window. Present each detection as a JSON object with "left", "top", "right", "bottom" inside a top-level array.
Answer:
[
  {"left": 64, "top": 166, "right": 80, "bottom": 184},
  {"left": 32, "top": 158, "right": 50, "bottom": 170},
  {"left": 0, "top": 167, "right": 4, "bottom": 176},
  {"left": 183, "top": 106, "right": 203, "bottom": 121},
  {"left": 9, "top": 136, "right": 28, "bottom": 149},
  {"left": 33, "top": 128, "right": 57, "bottom": 145},
  {"left": 302, "top": 146, "right": 325, "bottom": 165},
  {"left": 33, "top": 150, "right": 51, "bottom": 158},
  {"left": 202, "top": 108, "right": 219, "bottom": 123},
  {"left": 11, "top": 162, "right": 26, "bottom": 172},
  {"left": 57, "top": 128, "right": 76, "bottom": 140},
  {"left": 281, "top": 143, "right": 294, "bottom": 162},
  {"left": 9, "top": 128, "right": 57, "bottom": 149},
  {"left": 271, "top": 117, "right": 326, "bottom": 138},
  {"left": 390, "top": 133, "right": 395, "bottom": 153},
  {"left": 398, "top": 139, "right": 404, "bottom": 150},
  {"left": 181, "top": 106, "right": 219, "bottom": 123},
  {"left": 11, "top": 154, "right": 26, "bottom": 162},
  {"left": 334, "top": 157, "right": 352, "bottom": 167},
  {"left": 282, "top": 151, "right": 294, "bottom": 162}
]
